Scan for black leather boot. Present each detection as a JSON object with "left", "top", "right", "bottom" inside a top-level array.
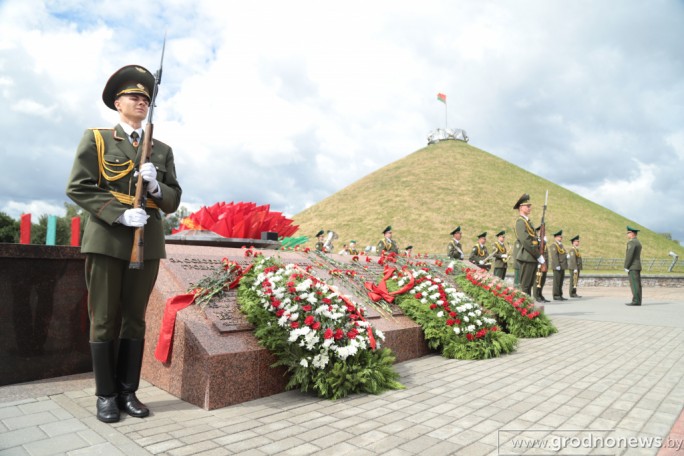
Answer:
[
  {"left": 116, "top": 339, "right": 149, "bottom": 418},
  {"left": 90, "top": 340, "right": 120, "bottom": 423}
]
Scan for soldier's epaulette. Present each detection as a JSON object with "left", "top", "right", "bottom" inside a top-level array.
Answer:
[{"left": 89, "top": 128, "right": 125, "bottom": 141}]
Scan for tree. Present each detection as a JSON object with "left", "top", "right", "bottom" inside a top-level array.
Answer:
[{"left": 0, "top": 212, "right": 19, "bottom": 243}]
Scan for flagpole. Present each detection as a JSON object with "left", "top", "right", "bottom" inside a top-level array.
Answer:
[{"left": 444, "top": 100, "right": 447, "bottom": 130}]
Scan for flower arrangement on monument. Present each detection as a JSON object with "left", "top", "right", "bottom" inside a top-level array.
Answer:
[
  {"left": 371, "top": 265, "right": 518, "bottom": 359},
  {"left": 237, "top": 255, "right": 403, "bottom": 399},
  {"left": 457, "top": 267, "right": 557, "bottom": 338}
]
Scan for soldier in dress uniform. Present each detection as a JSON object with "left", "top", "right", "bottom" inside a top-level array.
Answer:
[
  {"left": 377, "top": 225, "right": 399, "bottom": 254},
  {"left": 66, "top": 65, "right": 182, "bottom": 423},
  {"left": 347, "top": 240, "right": 360, "bottom": 255},
  {"left": 568, "top": 234, "right": 583, "bottom": 298},
  {"left": 314, "top": 230, "right": 325, "bottom": 252},
  {"left": 491, "top": 230, "right": 509, "bottom": 280},
  {"left": 403, "top": 245, "right": 413, "bottom": 257},
  {"left": 550, "top": 230, "right": 569, "bottom": 300},
  {"left": 447, "top": 226, "right": 465, "bottom": 260},
  {"left": 469, "top": 232, "right": 490, "bottom": 270},
  {"left": 533, "top": 225, "right": 550, "bottom": 303},
  {"left": 625, "top": 226, "right": 642, "bottom": 306},
  {"left": 514, "top": 194, "right": 545, "bottom": 296}
]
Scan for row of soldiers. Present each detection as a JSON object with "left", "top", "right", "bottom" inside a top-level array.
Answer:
[
  {"left": 313, "top": 227, "right": 414, "bottom": 256},
  {"left": 445, "top": 193, "right": 583, "bottom": 302}
]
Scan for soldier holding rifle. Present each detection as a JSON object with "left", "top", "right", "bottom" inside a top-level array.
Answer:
[
  {"left": 491, "top": 230, "right": 509, "bottom": 280},
  {"left": 447, "top": 226, "right": 465, "bottom": 260},
  {"left": 469, "top": 232, "right": 491, "bottom": 271},
  {"left": 533, "top": 224, "right": 550, "bottom": 303},
  {"left": 550, "top": 230, "right": 568, "bottom": 300},
  {"left": 66, "top": 61, "right": 182, "bottom": 423},
  {"left": 568, "top": 234, "right": 582, "bottom": 298},
  {"left": 513, "top": 193, "right": 546, "bottom": 296}
]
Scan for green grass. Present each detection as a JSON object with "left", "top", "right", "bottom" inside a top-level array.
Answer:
[{"left": 293, "top": 140, "right": 684, "bottom": 259}]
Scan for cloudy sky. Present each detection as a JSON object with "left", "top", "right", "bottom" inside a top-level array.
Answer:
[{"left": 2, "top": 0, "right": 683, "bottom": 244}]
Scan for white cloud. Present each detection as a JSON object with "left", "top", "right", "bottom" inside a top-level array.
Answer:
[{"left": 1, "top": 0, "right": 683, "bottom": 245}]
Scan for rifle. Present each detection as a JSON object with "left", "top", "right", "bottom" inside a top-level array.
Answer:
[
  {"left": 536, "top": 190, "right": 549, "bottom": 288},
  {"left": 129, "top": 35, "right": 166, "bottom": 269}
]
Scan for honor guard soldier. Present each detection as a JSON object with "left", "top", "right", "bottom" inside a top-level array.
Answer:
[
  {"left": 347, "top": 240, "right": 360, "bottom": 255},
  {"left": 447, "top": 226, "right": 465, "bottom": 260},
  {"left": 404, "top": 245, "right": 413, "bottom": 257},
  {"left": 469, "top": 232, "right": 491, "bottom": 271},
  {"left": 314, "top": 230, "right": 325, "bottom": 252},
  {"left": 568, "top": 234, "right": 583, "bottom": 297},
  {"left": 377, "top": 225, "right": 399, "bottom": 254},
  {"left": 514, "top": 194, "right": 545, "bottom": 296},
  {"left": 491, "top": 230, "right": 509, "bottom": 280},
  {"left": 533, "top": 225, "right": 550, "bottom": 303},
  {"left": 550, "top": 230, "right": 568, "bottom": 300},
  {"left": 624, "top": 226, "right": 642, "bottom": 306},
  {"left": 66, "top": 64, "right": 182, "bottom": 423}
]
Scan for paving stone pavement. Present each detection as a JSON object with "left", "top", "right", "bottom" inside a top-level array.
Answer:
[{"left": 2, "top": 286, "right": 684, "bottom": 456}]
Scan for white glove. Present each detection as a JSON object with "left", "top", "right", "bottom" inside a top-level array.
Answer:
[
  {"left": 502, "top": 254, "right": 508, "bottom": 259},
  {"left": 118, "top": 208, "right": 149, "bottom": 227},
  {"left": 625, "top": 268, "right": 629, "bottom": 273},
  {"left": 566, "top": 254, "right": 571, "bottom": 259},
  {"left": 135, "top": 162, "right": 160, "bottom": 196},
  {"left": 479, "top": 261, "right": 484, "bottom": 265},
  {"left": 574, "top": 269, "right": 578, "bottom": 273},
  {"left": 537, "top": 256, "right": 545, "bottom": 265},
  {"left": 555, "top": 266, "right": 561, "bottom": 271}
]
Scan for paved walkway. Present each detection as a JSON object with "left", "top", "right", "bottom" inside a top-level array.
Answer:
[{"left": 2, "top": 286, "right": 684, "bottom": 456}]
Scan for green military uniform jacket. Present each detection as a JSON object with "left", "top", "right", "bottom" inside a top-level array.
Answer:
[
  {"left": 66, "top": 125, "right": 182, "bottom": 260},
  {"left": 377, "top": 237, "right": 399, "bottom": 254},
  {"left": 447, "top": 239, "right": 465, "bottom": 260},
  {"left": 492, "top": 241, "right": 508, "bottom": 269},
  {"left": 550, "top": 242, "right": 569, "bottom": 270},
  {"left": 515, "top": 216, "right": 541, "bottom": 263},
  {"left": 469, "top": 243, "right": 489, "bottom": 265},
  {"left": 624, "top": 238, "right": 642, "bottom": 270},
  {"left": 568, "top": 246, "right": 582, "bottom": 271}
]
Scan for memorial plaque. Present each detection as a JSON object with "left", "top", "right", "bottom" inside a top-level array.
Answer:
[{"left": 142, "top": 244, "right": 430, "bottom": 410}]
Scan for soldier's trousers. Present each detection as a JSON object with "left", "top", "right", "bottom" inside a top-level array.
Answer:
[
  {"left": 519, "top": 261, "right": 537, "bottom": 296},
  {"left": 628, "top": 270, "right": 642, "bottom": 305},
  {"left": 493, "top": 267, "right": 507, "bottom": 280},
  {"left": 85, "top": 253, "right": 159, "bottom": 342},
  {"left": 552, "top": 269, "right": 565, "bottom": 298}
]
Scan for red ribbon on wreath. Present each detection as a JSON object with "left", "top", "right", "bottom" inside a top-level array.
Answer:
[
  {"left": 364, "top": 265, "right": 416, "bottom": 303},
  {"left": 154, "top": 263, "right": 252, "bottom": 363}
]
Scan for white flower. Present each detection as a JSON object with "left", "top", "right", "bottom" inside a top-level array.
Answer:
[
  {"left": 453, "top": 327, "right": 461, "bottom": 334},
  {"left": 300, "top": 358, "right": 308, "bottom": 368},
  {"left": 312, "top": 353, "right": 329, "bottom": 369},
  {"left": 437, "top": 311, "right": 444, "bottom": 318},
  {"left": 463, "top": 316, "right": 469, "bottom": 322},
  {"left": 467, "top": 325, "right": 475, "bottom": 332},
  {"left": 476, "top": 319, "right": 482, "bottom": 326}
]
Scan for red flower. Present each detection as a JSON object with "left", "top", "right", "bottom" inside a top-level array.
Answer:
[
  {"left": 290, "top": 321, "right": 299, "bottom": 329},
  {"left": 446, "top": 319, "right": 455, "bottom": 326},
  {"left": 312, "top": 321, "right": 321, "bottom": 330},
  {"left": 304, "top": 315, "right": 315, "bottom": 326},
  {"left": 347, "top": 328, "right": 359, "bottom": 339},
  {"left": 491, "top": 326, "right": 498, "bottom": 332},
  {"left": 476, "top": 328, "right": 487, "bottom": 338},
  {"left": 304, "top": 247, "right": 311, "bottom": 253},
  {"left": 334, "top": 328, "right": 344, "bottom": 340},
  {"left": 429, "top": 304, "right": 438, "bottom": 310},
  {"left": 275, "top": 309, "right": 285, "bottom": 317},
  {"left": 352, "top": 255, "right": 359, "bottom": 262},
  {"left": 301, "top": 305, "right": 312, "bottom": 311},
  {"left": 366, "top": 256, "right": 371, "bottom": 263},
  {"left": 323, "top": 328, "right": 333, "bottom": 339},
  {"left": 415, "top": 292, "right": 423, "bottom": 299},
  {"left": 466, "top": 333, "right": 474, "bottom": 341},
  {"left": 271, "top": 299, "right": 281, "bottom": 308}
]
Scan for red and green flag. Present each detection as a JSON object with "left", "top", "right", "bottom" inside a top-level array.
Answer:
[{"left": 437, "top": 93, "right": 447, "bottom": 103}]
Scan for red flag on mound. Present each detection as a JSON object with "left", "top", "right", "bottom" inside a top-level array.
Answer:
[{"left": 173, "top": 202, "right": 299, "bottom": 239}]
